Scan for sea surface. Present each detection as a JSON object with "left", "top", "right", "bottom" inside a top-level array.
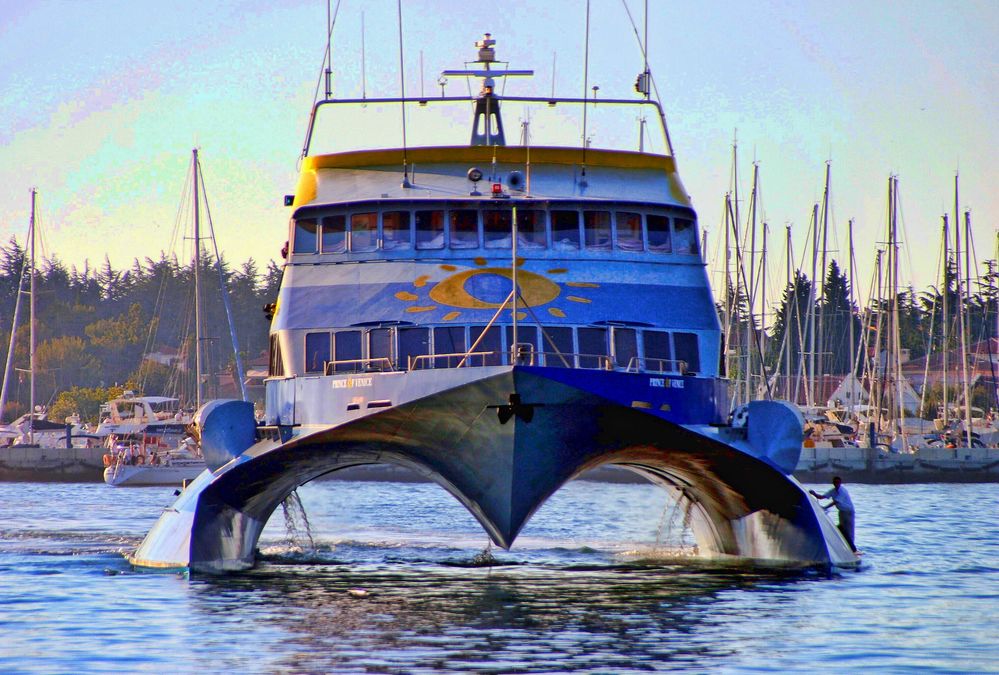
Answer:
[{"left": 1, "top": 478, "right": 997, "bottom": 674}]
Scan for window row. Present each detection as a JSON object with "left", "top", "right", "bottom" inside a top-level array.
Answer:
[
  {"left": 298, "top": 324, "right": 701, "bottom": 376},
  {"left": 292, "top": 206, "right": 699, "bottom": 255}
]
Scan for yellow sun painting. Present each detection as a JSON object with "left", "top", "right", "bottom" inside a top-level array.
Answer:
[{"left": 393, "top": 259, "right": 599, "bottom": 321}]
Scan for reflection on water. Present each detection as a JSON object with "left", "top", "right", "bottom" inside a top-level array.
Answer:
[{"left": 192, "top": 553, "right": 827, "bottom": 673}]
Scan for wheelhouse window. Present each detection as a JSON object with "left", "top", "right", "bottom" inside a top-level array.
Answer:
[
  {"left": 674, "top": 216, "right": 699, "bottom": 254},
  {"left": 433, "top": 326, "right": 466, "bottom": 367},
  {"left": 612, "top": 327, "right": 638, "bottom": 368},
  {"left": 321, "top": 215, "right": 346, "bottom": 253},
  {"left": 647, "top": 214, "right": 672, "bottom": 253},
  {"left": 577, "top": 327, "right": 609, "bottom": 368},
  {"left": 350, "top": 212, "right": 377, "bottom": 252},
  {"left": 483, "top": 209, "right": 512, "bottom": 249},
  {"left": 305, "top": 332, "right": 331, "bottom": 373},
  {"left": 333, "top": 330, "right": 362, "bottom": 373},
  {"left": 469, "top": 325, "right": 502, "bottom": 365},
  {"left": 551, "top": 210, "right": 580, "bottom": 250},
  {"left": 615, "top": 212, "right": 643, "bottom": 251},
  {"left": 505, "top": 325, "right": 538, "bottom": 364},
  {"left": 642, "top": 330, "right": 672, "bottom": 371},
  {"left": 382, "top": 211, "right": 412, "bottom": 250},
  {"left": 450, "top": 209, "right": 479, "bottom": 249},
  {"left": 293, "top": 218, "right": 318, "bottom": 254},
  {"left": 674, "top": 332, "right": 700, "bottom": 374},
  {"left": 415, "top": 210, "right": 444, "bottom": 249},
  {"left": 540, "top": 326, "right": 574, "bottom": 367},
  {"left": 269, "top": 334, "right": 284, "bottom": 377},
  {"left": 368, "top": 328, "right": 393, "bottom": 368},
  {"left": 398, "top": 327, "right": 430, "bottom": 369},
  {"left": 583, "top": 211, "right": 611, "bottom": 250},
  {"left": 517, "top": 210, "right": 547, "bottom": 249}
]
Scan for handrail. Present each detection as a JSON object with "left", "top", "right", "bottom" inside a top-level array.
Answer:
[
  {"left": 625, "top": 357, "right": 688, "bottom": 375},
  {"left": 317, "top": 352, "right": 684, "bottom": 375},
  {"left": 323, "top": 357, "right": 395, "bottom": 375}
]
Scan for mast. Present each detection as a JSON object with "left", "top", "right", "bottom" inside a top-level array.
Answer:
[
  {"left": 193, "top": 149, "right": 203, "bottom": 410},
  {"left": 785, "top": 225, "right": 793, "bottom": 400},
  {"left": 889, "top": 176, "right": 906, "bottom": 450},
  {"left": 941, "top": 214, "right": 949, "bottom": 429},
  {"left": 28, "top": 188, "right": 36, "bottom": 445},
  {"left": 807, "top": 203, "right": 819, "bottom": 407},
  {"left": 959, "top": 206, "right": 973, "bottom": 447},
  {"left": 848, "top": 218, "right": 856, "bottom": 411},
  {"left": 1, "top": 193, "right": 32, "bottom": 425},
  {"left": 745, "top": 162, "right": 758, "bottom": 404},
  {"left": 760, "top": 220, "right": 768, "bottom": 397},
  {"left": 817, "top": 162, "right": 831, "bottom": 398}
]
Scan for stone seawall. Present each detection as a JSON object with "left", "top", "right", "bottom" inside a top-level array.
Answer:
[{"left": 0, "top": 446, "right": 106, "bottom": 482}]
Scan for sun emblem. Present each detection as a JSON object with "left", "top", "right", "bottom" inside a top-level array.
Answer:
[{"left": 393, "top": 258, "right": 599, "bottom": 321}]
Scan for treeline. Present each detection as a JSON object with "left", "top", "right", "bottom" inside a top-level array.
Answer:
[{"left": 0, "top": 238, "right": 281, "bottom": 423}]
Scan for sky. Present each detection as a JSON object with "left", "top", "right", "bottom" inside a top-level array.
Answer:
[{"left": 1, "top": 0, "right": 996, "bottom": 315}]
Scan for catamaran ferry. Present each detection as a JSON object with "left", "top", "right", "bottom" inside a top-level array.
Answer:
[{"left": 130, "top": 31, "right": 856, "bottom": 573}]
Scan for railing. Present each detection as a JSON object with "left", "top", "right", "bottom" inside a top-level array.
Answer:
[
  {"left": 624, "top": 357, "right": 688, "bottom": 375},
  {"left": 323, "top": 357, "right": 395, "bottom": 376}
]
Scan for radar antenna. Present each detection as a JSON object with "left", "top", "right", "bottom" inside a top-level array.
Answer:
[{"left": 441, "top": 34, "right": 534, "bottom": 146}]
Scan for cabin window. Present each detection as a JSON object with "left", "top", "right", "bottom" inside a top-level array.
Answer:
[
  {"left": 505, "top": 325, "right": 538, "bottom": 364},
  {"left": 583, "top": 211, "right": 612, "bottom": 250},
  {"left": 674, "top": 332, "right": 700, "bottom": 374},
  {"left": 469, "top": 325, "right": 502, "bottom": 365},
  {"left": 674, "top": 217, "right": 698, "bottom": 254},
  {"left": 398, "top": 327, "right": 430, "bottom": 369},
  {"left": 577, "top": 327, "right": 609, "bottom": 369},
  {"left": 350, "top": 212, "right": 377, "bottom": 252},
  {"left": 615, "top": 212, "right": 643, "bottom": 251},
  {"left": 613, "top": 327, "right": 638, "bottom": 368},
  {"left": 551, "top": 210, "right": 580, "bottom": 250},
  {"left": 517, "top": 210, "right": 547, "bottom": 249},
  {"left": 483, "top": 209, "right": 513, "bottom": 249},
  {"left": 433, "top": 326, "right": 466, "bottom": 367},
  {"left": 321, "top": 215, "right": 346, "bottom": 253},
  {"left": 305, "top": 332, "right": 331, "bottom": 374},
  {"left": 647, "top": 214, "right": 672, "bottom": 252},
  {"left": 333, "top": 330, "right": 362, "bottom": 373},
  {"left": 643, "top": 330, "right": 672, "bottom": 371},
  {"left": 269, "top": 334, "right": 284, "bottom": 377},
  {"left": 368, "top": 328, "right": 393, "bottom": 368},
  {"left": 540, "top": 326, "right": 574, "bottom": 368},
  {"left": 415, "top": 210, "right": 444, "bottom": 249},
  {"left": 450, "top": 209, "right": 479, "bottom": 249},
  {"left": 293, "top": 218, "right": 318, "bottom": 254},
  {"left": 382, "top": 211, "right": 412, "bottom": 250}
]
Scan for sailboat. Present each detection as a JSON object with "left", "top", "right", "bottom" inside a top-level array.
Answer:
[{"left": 103, "top": 149, "right": 245, "bottom": 487}]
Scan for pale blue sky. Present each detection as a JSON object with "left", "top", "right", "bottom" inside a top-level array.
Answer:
[{"left": 1, "top": 0, "right": 996, "bottom": 310}]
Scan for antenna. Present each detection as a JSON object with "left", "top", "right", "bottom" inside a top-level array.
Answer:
[
  {"left": 581, "top": 0, "right": 590, "bottom": 179},
  {"left": 396, "top": 0, "right": 411, "bottom": 187},
  {"left": 324, "top": 0, "right": 333, "bottom": 99},
  {"left": 420, "top": 50, "right": 425, "bottom": 99},
  {"left": 550, "top": 51, "right": 557, "bottom": 98},
  {"left": 361, "top": 11, "right": 367, "bottom": 100}
]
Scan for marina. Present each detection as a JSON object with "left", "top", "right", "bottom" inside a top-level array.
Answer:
[{"left": 1, "top": 1, "right": 996, "bottom": 672}]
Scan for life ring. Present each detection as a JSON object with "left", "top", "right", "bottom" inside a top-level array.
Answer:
[{"left": 103, "top": 454, "right": 112, "bottom": 467}]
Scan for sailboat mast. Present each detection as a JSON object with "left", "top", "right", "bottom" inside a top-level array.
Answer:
[
  {"left": 848, "top": 218, "right": 856, "bottom": 411},
  {"left": 28, "top": 188, "right": 37, "bottom": 445},
  {"left": 745, "top": 163, "right": 758, "bottom": 404},
  {"left": 193, "top": 149, "right": 203, "bottom": 411},
  {"left": 784, "top": 225, "right": 792, "bottom": 400},
  {"left": 817, "top": 162, "right": 831, "bottom": 398},
  {"left": 807, "top": 203, "right": 819, "bottom": 407},
  {"left": 942, "top": 214, "right": 949, "bottom": 429}
]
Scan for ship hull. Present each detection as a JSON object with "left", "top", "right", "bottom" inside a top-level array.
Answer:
[{"left": 130, "top": 366, "right": 856, "bottom": 573}]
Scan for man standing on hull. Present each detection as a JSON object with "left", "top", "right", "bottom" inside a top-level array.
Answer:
[{"left": 811, "top": 476, "right": 857, "bottom": 553}]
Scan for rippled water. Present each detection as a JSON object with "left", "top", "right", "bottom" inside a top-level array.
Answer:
[{"left": 1, "top": 479, "right": 996, "bottom": 673}]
